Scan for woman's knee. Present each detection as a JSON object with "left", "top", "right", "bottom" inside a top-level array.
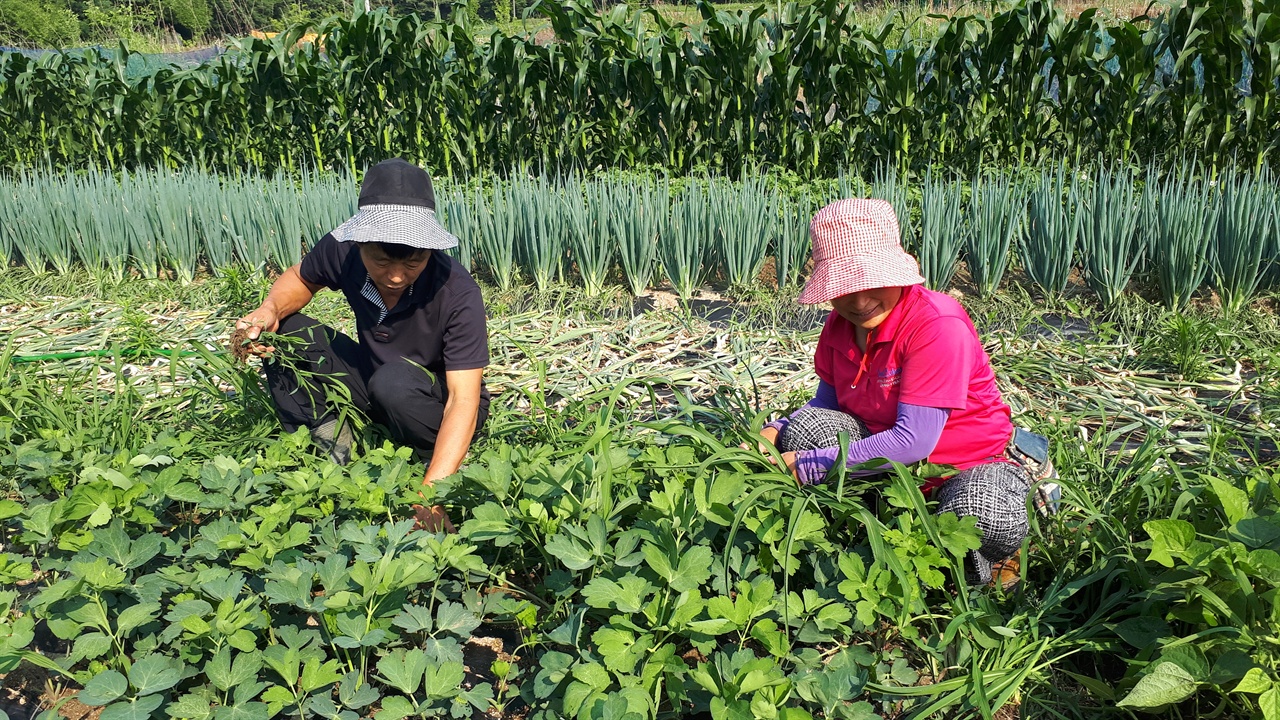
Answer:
[{"left": 936, "top": 463, "right": 1031, "bottom": 547}]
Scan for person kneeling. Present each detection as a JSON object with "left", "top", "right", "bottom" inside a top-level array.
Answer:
[
  {"left": 756, "top": 199, "right": 1030, "bottom": 588},
  {"left": 234, "top": 158, "right": 489, "bottom": 532}
]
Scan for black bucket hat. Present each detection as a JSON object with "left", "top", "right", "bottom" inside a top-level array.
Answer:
[{"left": 331, "top": 158, "right": 458, "bottom": 250}]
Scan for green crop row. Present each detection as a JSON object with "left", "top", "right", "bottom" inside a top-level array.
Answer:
[
  {"left": 4, "top": 164, "right": 1280, "bottom": 310},
  {"left": 1, "top": 0, "right": 1279, "bottom": 175}
]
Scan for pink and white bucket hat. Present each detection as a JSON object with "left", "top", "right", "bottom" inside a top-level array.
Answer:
[{"left": 797, "top": 199, "right": 926, "bottom": 305}]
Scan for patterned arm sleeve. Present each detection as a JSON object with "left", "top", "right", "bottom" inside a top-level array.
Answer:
[{"left": 793, "top": 402, "right": 949, "bottom": 485}]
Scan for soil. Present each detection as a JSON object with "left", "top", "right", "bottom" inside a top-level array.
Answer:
[{"left": 229, "top": 325, "right": 252, "bottom": 363}]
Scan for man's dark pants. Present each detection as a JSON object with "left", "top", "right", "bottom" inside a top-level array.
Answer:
[{"left": 263, "top": 314, "right": 489, "bottom": 456}]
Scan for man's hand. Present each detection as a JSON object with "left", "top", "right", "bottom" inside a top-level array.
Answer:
[
  {"left": 412, "top": 504, "right": 456, "bottom": 533},
  {"left": 234, "top": 304, "right": 281, "bottom": 358}
]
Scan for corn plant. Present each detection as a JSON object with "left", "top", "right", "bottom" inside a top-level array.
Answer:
[
  {"left": 512, "top": 175, "right": 565, "bottom": 293},
  {"left": 918, "top": 174, "right": 965, "bottom": 290},
  {"left": 1023, "top": 165, "right": 1081, "bottom": 297},
  {"left": 965, "top": 173, "right": 1028, "bottom": 296},
  {"left": 612, "top": 176, "right": 667, "bottom": 296},
  {"left": 774, "top": 193, "right": 815, "bottom": 288},
  {"left": 1147, "top": 166, "right": 1218, "bottom": 310},
  {"left": 1078, "top": 165, "right": 1144, "bottom": 307},
  {"left": 563, "top": 177, "right": 615, "bottom": 297},
  {"left": 1211, "top": 169, "right": 1276, "bottom": 313},
  {"left": 661, "top": 185, "right": 712, "bottom": 301},
  {"left": 712, "top": 175, "right": 777, "bottom": 288}
]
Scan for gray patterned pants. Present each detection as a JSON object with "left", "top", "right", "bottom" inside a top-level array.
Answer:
[{"left": 779, "top": 407, "right": 1032, "bottom": 585}]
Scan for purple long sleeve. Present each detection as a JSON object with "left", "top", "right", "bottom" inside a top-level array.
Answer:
[
  {"left": 765, "top": 380, "right": 841, "bottom": 435},
  {"left": 793, "top": 403, "right": 950, "bottom": 486}
]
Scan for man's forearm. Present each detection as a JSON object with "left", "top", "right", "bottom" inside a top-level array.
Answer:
[
  {"left": 422, "top": 397, "right": 479, "bottom": 486},
  {"left": 262, "top": 265, "right": 318, "bottom": 318}
]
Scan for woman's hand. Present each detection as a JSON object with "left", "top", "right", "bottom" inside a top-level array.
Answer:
[
  {"left": 411, "top": 504, "right": 456, "bottom": 534},
  {"left": 234, "top": 304, "right": 281, "bottom": 357},
  {"left": 740, "top": 425, "right": 781, "bottom": 454}
]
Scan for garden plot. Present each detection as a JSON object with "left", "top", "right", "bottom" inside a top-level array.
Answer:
[{"left": 3, "top": 280, "right": 1279, "bottom": 720}]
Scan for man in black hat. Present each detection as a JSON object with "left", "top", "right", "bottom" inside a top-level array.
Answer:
[{"left": 234, "top": 158, "right": 489, "bottom": 532}]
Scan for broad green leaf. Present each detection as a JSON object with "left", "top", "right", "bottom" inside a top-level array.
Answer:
[
  {"left": 1144, "top": 520, "right": 1196, "bottom": 568},
  {"left": 71, "top": 632, "right": 113, "bottom": 662},
  {"left": 116, "top": 602, "right": 160, "bottom": 636},
  {"left": 78, "top": 670, "right": 128, "bottom": 706},
  {"left": 1160, "top": 645, "right": 1209, "bottom": 682},
  {"left": 433, "top": 602, "right": 480, "bottom": 638},
  {"left": 1113, "top": 617, "right": 1171, "bottom": 649},
  {"left": 378, "top": 650, "right": 428, "bottom": 696},
  {"left": 1117, "top": 662, "right": 1199, "bottom": 708},
  {"left": 423, "top": 661, "right": 464, "bottom": 699},
  {"left": 546, "top": 533, "right": 596, "bottom": 571},
  {"left": 670, "top": 546, "right": 712, "bottom": 593},
  {"left": 1210, "top": 649, "right": 1256, "bottom": 685},
  {"left": 167, "top": 693, "right": 213, "bottom": 720},
  {"left": 1208, "top": 477, "right": 1250, "bottom": 525},
  {"left": 128, "top": 654, "right": 183, "bottom": 696},
  {"left": 1260, "top": 687, "right": 1280, "bottom": 720},
  {"left": 1235, "top": 667, "right": 1273, "bottom": 694},
  {"left": 573, "top": 662, "right": 612, "bottom": 692},
  {"left": 391, "top": 605, "right": 434, "bottom": 634},
  {"left": 101, "top": 695, "right": 164, "bottom": 720},
  {"left": 1232, "top": 518, "right": 1280, "bottom": 549},
  {"left": 374, "top": 695, "right": 415, "bottom": 720},
  {"left": 207, "top": 648, "right": 262, "bottom": 693},
  {"left": 582, "top": 576, "right": 653, "bottom": 614},
  {"left": 296, "top": 655, "right": 343, "bottom": 691}
]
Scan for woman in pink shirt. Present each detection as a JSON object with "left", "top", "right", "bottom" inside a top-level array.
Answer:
[{"left": 756, "top": 199, "right": 1031, "bottom": 587}]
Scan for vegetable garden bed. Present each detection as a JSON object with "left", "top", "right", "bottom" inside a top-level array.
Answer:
[{"left": 2, "top": 272, "right": 1278, "bottom": 719}]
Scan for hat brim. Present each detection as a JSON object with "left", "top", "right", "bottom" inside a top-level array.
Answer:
[
  {"left": 332, "top": 204, "right": 458, "bottom": 250},
  {"left": 797, "top": 251, "right": 926, "bottom": 305}
]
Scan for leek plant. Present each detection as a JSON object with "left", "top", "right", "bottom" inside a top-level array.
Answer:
[
  {"left": 221, "top": 179, "right": 272, "bottom": 270},
  {"left": 965, "top": 173, "right": 1027, "bottom": 296},
  {"left": 60, "top": 172, "right": 112, "bottom": 280},
  {"left": 438, "top": 187, "right": 479, "bottom": 274},
  {"left": 1212, "top": 169, "right": 1276, "bottom": 313},
  {"left": 1023, "top": 165, "right": 1081, "bottom": 297},
  {"left": 1079, "top": 165, "right": 1143, "bottom": 307},
  {"left": 1148, "top": 166, "right": 1217, "bottom": 310},
  {"left": 265, "top": 173, "right": 307, "bottom": 269},
  {"left": 613, "top": 176, "right": 667, "bottom": 296},
  {"left": 867, "top": 165, "right": 913, "bottom": 253},
  {"left": 661, "top": 185, "right": 712, "bottom": 300},
  {"left": 774, "top": 193, "right": 815, "bottom": 288},
  {"left": 713, "top": 175, "right": 777, "bottom": 288},
  {"left": 917, "top": 174, "right": 965, "bottom": 290},
  {"left": 123, "top": 173, "right": 161, "bottom": 279},
  {"left": 563, "top": 177, "right": 615, "bottom": 297},
  {"left": 143, "top": 170, "right": 203, "bottom": 283},
  {"left": 477, "top": 183, "right": 518, "bottom": 293},
  {"left": 190, "top": 175, "right": 234, "bottom": 274},
  {"left": 512, "top": 175, "right": 566, "bottom": 293}
]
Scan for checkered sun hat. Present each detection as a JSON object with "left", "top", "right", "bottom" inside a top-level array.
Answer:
[
  {"left": 797, "top": 199, "right": 926, "bottom": 305},
  {"left": 332, "top": 158, "right": 458, "bottom": 250}
]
